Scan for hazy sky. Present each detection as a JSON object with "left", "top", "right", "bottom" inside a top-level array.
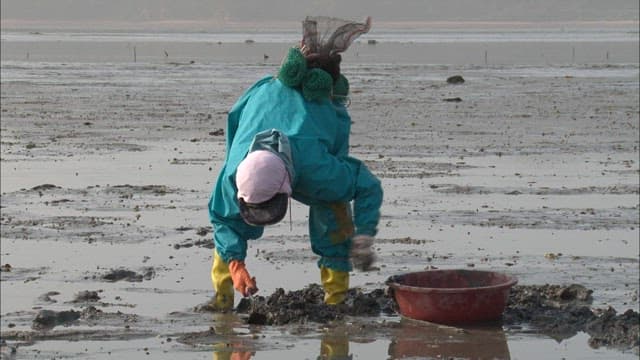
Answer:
[{"left": 2, "top": 0, "right": 639, "bottom": 30}]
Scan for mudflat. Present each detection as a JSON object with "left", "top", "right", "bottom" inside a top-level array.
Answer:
[{"left": 1, "top": 32, "right": 639, "bottom": 359}]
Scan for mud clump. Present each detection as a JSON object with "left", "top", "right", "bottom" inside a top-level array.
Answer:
[
  {"left": 101, "top": 268, "right": 155, "bottom": 282},
  {"left": 37, "top": 291, "right": 60, "bottom": 304},
  {"left": 71, "top": 290, "right": 101, "bottom": 303},
  {"left": 234, "top": 284, "right": 396, "bottom": 326},
  {"left": 30, "top": 184, "right": 60, "bottom": 192},
  {"left": 504, "top": 284, "right": 638, "bottom": 352},
  {"left": 446, "top": 75, "right": 465, "bottom": 84},
  {"left": 586, "top": 308, "right": 639, "bottom": 350},
  {"left": 504, "top": 284, "right": 595, "bottom": 329},
  {"left": 231, "top": 283, "right": 638, "bottom": 352},
  {"left": 32, "top": 310, "right": 81, "bottom": 330}
]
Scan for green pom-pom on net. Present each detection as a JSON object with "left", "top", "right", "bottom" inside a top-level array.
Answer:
[
  {"left": 302, "top": 68, "right": 333, "bottom": 102},
  {"left": 332, "top": 74, "right": 349, "bottom": 102},
  {"left": 278, "top": 47, "right": 307, "bottom": 87}
]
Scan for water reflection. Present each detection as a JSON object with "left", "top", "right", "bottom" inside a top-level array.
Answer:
[
  {"left": 206, "top": 314, "right": 509, "bottom": 360},
  {"left": 210, "top": 313, "right": 256, "bottom": 360},
  {"left": 209, "top": 327, "right": 353, "bottom": 360},
  {"left": 318, "top": 331, "right": 352, "bottom": 360},
  {"left": 388, "top": 318, "right": 511, "bottom": 359}
]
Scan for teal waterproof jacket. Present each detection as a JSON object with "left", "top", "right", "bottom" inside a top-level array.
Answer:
[{"left": 208, "top": 76, "right": 383, "bottom": 271}]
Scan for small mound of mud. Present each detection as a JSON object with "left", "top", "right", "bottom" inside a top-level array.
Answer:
[
  {"left": 29, "top": 184, "right": 60, "bottom": 192},
  {"left": 37, "top": 291, "right": 60, "bottom": 304},
  {"left": 586, "top": 308, "right": 639, "bottom": 350},
  {"left": 503, "top": 284, "right": 638, "bottom": 351},
  {"left": 446, "top": 75, "right": 465, "bottom": 84},
  {"left": 32, "top": 310, "right": 81, "bottom": 330},
  {"left": 233, "top": 284, "right": 396, "bottom": 326},
  {"left": 101, "top": 268, "right": 155, "bottom": 282},
  {"left": 0, "top": 264, "right": 12, "bottom": 272},
  {"left": 207, "top": 282, "right": 638, "bottom": 352},
  {"left": 71, "top": 290, "right": 101, "bottom": 303},
  {"left": 504, "top": 284, "right": 595, "bottom": 330}
]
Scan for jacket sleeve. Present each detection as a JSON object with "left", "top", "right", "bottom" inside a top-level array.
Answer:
[
  {"left": 291, "top": 138, "right": 383, "bottom": 236},
  {"left": 208, "top": 167, "right": 264, "bottom": 263}
]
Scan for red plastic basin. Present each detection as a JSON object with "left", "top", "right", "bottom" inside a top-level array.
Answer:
[{"left": 386, "top": 269, "right": 517, "bottom": 325}]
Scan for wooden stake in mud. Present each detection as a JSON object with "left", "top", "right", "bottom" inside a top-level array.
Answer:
[{"left": 134, "top": 46, "right": 137, "bottom": 63}]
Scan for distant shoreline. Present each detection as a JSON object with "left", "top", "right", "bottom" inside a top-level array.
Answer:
[{"left": 2, "top": 19, "right": 639, "bottom": 33}]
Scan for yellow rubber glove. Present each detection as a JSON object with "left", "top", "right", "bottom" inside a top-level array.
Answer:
[{"left": 228, "top": 260, "right": 258, "bottom": 297}]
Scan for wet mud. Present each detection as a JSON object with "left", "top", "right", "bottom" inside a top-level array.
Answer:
[
  {"left": 1, "top": 45, "right": 638, "bottom": 359},
  {"left": 200, "top": 283, "right": 638, "bottom": 352},
  {"left": 3, "top": 283, "right": 636, "bottom": 356},
  {"left": 100, "top": 268, "right": 155, "bottom": 282}
]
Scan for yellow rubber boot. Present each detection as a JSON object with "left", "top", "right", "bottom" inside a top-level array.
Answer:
[
  {"left": 320, "top": 266, "right": 349, "bottom": 305},
  {"left": 211, "top": 250, "right": 234, "bottom": 311}
]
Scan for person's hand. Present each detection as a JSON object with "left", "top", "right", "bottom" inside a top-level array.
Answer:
[
  {"left": 228, "top": 260, "right": 258, "bottom": 297},
  {"left": 350, "top": 235, "right": 376, "bottom": 271},
  {"left": 300, "top": 43, "right": 310, "bottom": 56}
]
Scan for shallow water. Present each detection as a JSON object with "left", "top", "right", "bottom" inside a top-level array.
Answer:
[{"left": 1, "top": 28, "right": 639, "bottom": 359}]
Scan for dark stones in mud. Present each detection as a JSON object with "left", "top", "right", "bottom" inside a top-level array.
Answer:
[
  {"left": 32, "top": 310, "right": 81, "bottom": 330},
  {"left": 235, "top": 284, "right": 397, "bottom": 326},
  {"left": 101, "top": 267, "right": 155, "bottom": 282},
  {"left": 0, "top": 264, "right": 12, "bottom": 272}
]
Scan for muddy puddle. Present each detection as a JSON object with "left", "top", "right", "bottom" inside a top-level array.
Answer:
[{"left": 1, "top": 283, "right": 638, "bottom": 359}]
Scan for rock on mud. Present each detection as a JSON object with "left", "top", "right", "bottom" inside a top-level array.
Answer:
[{"left": 446, "top": 75, "right": 465, "bottom": 84}]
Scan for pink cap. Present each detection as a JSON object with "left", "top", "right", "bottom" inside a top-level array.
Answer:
[{"left": 236, "top": 150, "right": 291, "bottom": 204}]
